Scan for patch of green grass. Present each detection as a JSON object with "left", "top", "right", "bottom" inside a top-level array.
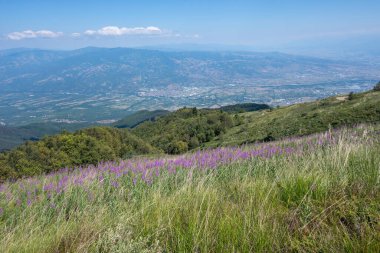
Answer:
[{"left": 208, "top": 90, "right": 380, "bottom": 147}]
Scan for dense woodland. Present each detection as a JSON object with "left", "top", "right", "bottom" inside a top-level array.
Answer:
[
  {"left": 132, "top": 108, "right": 238, "bottom": 154},
  {"left": 0, "top": 127, "right": 158, "bottom": 180}
]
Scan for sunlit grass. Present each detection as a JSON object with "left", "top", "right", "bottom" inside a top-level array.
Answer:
[{"left": 0, "top": 126, "right": 379, "bottom": 252}]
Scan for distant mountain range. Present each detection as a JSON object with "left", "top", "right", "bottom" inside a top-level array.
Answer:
[{"left": 0, "top": 47, "right": 378, "bottom": 125}]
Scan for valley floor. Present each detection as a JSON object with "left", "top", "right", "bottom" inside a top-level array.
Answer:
[{"left": 0, "top": 125, "right": 379, "bottom": 252}]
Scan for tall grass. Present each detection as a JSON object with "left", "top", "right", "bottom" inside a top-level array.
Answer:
[{"left": 0, "top": 126, "right": 379, "bottom": 252}]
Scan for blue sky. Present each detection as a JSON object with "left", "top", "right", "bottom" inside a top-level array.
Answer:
[{"left": 0, "top": 0, "right": 379, "bottom": 52}]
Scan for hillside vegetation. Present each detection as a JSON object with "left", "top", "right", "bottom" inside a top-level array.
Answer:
[
  {"left": 209, "top": 90, "right": 380, "bottom": 146},
  {"left": 113, "top": 110, "right": 170, "bottom": 128},
  {"left": 218, "top": 102, "right": 271, "bottom": 113},
  {"left": 0, "top": 127, "right": 157, "bottom": 180},
  {"left": 0, "top": 109, "right": 238, "bottom": 181},
  {"left": 0, "top": 126, "right": 379, "bottom": 252},
  {"left": 1, "top": 90, "right": 379, "bottom": 181},
  {"left": 0, "top": 122, "right": 92, "bottom": 152},
  {"left": 0, "top": 126, "right": 36, "bottom": 152},
  {"left": 132, "top": 108, "right": 237, "bottom": 154}
]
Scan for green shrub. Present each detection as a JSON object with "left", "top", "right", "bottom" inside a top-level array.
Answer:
[{"left": 374, "top": 81, "right": 380, "bottom": 91}]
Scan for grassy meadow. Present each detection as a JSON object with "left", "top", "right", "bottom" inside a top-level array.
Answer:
[
  {"left": 0, "top": 125, "right": 379, "bottom": 252},
  {"left": 209, "top": 90, "right": 380, "bottom": 147}
]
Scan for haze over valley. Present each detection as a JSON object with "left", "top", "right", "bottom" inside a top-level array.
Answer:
[{"left": 0, "top": 47, "right": 378, "bottom": 125}]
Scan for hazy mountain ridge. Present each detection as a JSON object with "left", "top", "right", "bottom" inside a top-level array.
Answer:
[{"left": 1, "top": 48, "right": 376, "bottom": 93}]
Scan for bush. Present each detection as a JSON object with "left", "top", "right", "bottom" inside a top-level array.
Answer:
[
  {"left": 348, "top": 91, "right": 354, "bottom": 100},
  {"left": 374, "top": 81, "right": 380, "bottom": 91},
  {"left": 168, "top": 141, "right": 188, "bottom": 154}
]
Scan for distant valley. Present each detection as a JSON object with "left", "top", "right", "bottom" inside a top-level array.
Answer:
[{"left": 0, "top": 47, "right": 378, "bottom": 125}]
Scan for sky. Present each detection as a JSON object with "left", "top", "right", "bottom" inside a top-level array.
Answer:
[{"left": 0, "top": 0, "right": 379, "bottom": 54}]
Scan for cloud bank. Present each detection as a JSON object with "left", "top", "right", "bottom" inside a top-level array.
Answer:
[
  {"left": 5, "top": 26, "right": 193, "bottom": 41},
  {"left": 84, "top": 26, "right": 163, "bottom": 36},
  {"left": 7, "top": 30, "right": 63, "bottom": 40}
]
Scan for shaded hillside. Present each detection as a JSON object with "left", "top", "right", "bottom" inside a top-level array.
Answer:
[
  {"left": 0, "top": 122, "right": 92, "bottom": 151},
  {"left": 0, "top": 126, "right": 37, "bottom": 151},
  {"left": 209, "top": 90, "right": 380, "bottom": 146},
  {"left": 113, "top": 110, "right": 169, "bottom": 128},
  {"left": 219, "top": 103, "right": 270, "bottom": 113}
]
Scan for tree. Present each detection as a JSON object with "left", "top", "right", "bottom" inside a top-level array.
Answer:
[
  {"left": 263, "top": 133, "right": 275, "bottom": 142},
  {"left": 374, "top": 81, "right": 380, "bottom": 91},
  {"left": 192, "top": 107, "right": 198, "bottom": 115},
  {"left": 189, "top": 137, "right": 200, "bottom": 149},
  {"left": 348, "top": 92, "right": 354, "bottom": 100},
  {"left": 168, "top": 141, "right": 188, "bottom": 154}
]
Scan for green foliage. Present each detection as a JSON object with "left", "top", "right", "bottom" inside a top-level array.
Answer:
[
  {"left": 132, "top": 108, "right": 237, "bottom": 154},
  {"left": 207, "top": 90, "right": 380, "bottom": 146},
  {"left": 0, "top": 122, "right": 92, "bottom": 152},
  {"left": 113, "top": 110, "right": 169, "bottom": 128},
  {"left": 348, "top": 91, "right": 354, "bottom": 100},
  {"left": 1, "top": 90, "right": 379, "bottom": 181},
  {"left": 168, "top": 141, "right": 188, "bottom": 154},
  {"left": 374, "top": 81, "right": 380, "bottom": 91},
  {"left": 0, "top": 127, "right": 157, "bottom": 181},
  {"left": 219, "top": 102, "right": 270, "bottom": 113}
]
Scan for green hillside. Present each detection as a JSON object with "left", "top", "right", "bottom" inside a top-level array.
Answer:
[
  {"left": 219, "top": 102, "right": 271, "bottom": 113},
  {"left": 1, "top": 126, "right": 379, "bottom": 252},
  {"left": 0, "top": 127, "right": 158, "bottom": 181},
  {"left": 132, "top": 108, "right": 236, "bottom": 154},
  {"left": 1, "top": 89, "right": 380, "bottom": 251},
  {"left": 0, "top": 126, "right": 37, "bottom": 152},
  {"left": 113, "top": 110, "right": 170, "bottom": 128},
  {"left": 209, "top": 90, "right": 380, "bottom": 146},
  {"left": 0, "top": 122, "right": 92, "bottom": 152},
  {"left": 1, "top": 89, "right": 379, "bottom": 181}
]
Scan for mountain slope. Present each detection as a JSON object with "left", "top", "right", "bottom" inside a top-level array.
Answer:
[
  {"left": 209, "top": 90, "right": 380, "bottom": 146},
  {"left": 0, "top": 127, "right": 158, "bottom": 180},
  {"left": 113, "top": 110, "right": 170, "bottom": 128},
  {"left": 0, "top": 126, "right": 37, "bottom": 151},
  {"left": 0, "top": 122, "right": 92, "bottom": 152},
  {"left": 219, "top": 103, "right": 271, "bottom": 113},
  {"left": 1, "top": 89, "right": 379, "bottom": 181},
  {"left": 1, "top": 126, "right": 379, "bottom": 252},
  {"left": 132, "top": 108, "right": 236, "bottom": 154}
]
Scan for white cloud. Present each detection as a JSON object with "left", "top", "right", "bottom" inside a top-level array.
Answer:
[
  {"left": 84, "top": 26, "right": 163, "bottom": 36},
  {"left": 71, "top": 32, "right": 81, "bottom": 37},
  {"left": 7, "top": 30, "right": 63, "bottom": 40},
  {"left": 84, "top": 30, "right": 97, "bottom": 35}
]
